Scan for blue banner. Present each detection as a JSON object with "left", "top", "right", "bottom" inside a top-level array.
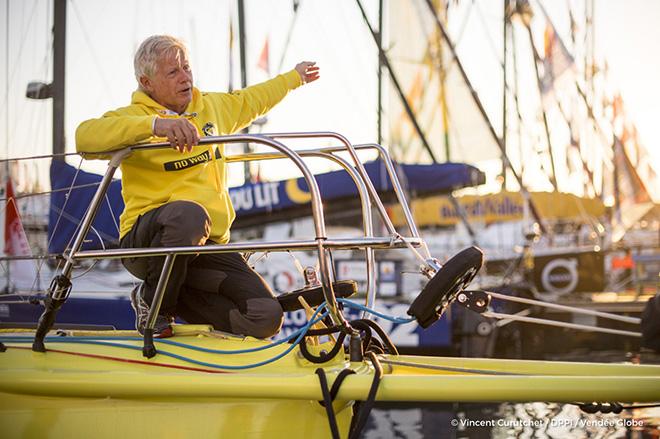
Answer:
[{"left": 49, "top": 159, "right": 484, "bottom": 253}]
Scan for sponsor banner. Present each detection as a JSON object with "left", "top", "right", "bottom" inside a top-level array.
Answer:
[
  {"left": 532, "top": 251, "right": 605, "bottom": 294},
  {"left": 229, "top": 160, "right": 483, "bottom": 216},
  {"left": 49, "top": 160, "right": 482, "bottom": 252},
  {"left": 390, "top": 191, "right": 606, "bottom": 227}
]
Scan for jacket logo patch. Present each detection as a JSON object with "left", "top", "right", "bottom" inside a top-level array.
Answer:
[
  {"left": 164, "top": 150, "right": 213, "bottom": 171},
  {"left": 202, "top": 122, "right": 216, "bottom": 136}
]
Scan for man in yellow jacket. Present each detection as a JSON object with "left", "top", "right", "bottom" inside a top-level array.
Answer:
[{"left": 76, "top": 35, "right": 319, "bottom": 338}]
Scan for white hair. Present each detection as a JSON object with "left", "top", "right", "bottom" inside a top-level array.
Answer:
[{"left": 134, "top": 35, "right": 189, "bottom": 91}]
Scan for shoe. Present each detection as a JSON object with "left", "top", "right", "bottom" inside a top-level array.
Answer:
[{"left": 130, "top": 283, "right": 173, "bottom": 338}]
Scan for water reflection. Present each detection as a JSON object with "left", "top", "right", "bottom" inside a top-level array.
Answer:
[{"left": 363, "top": 403, "right": 659, "bottom": 438}]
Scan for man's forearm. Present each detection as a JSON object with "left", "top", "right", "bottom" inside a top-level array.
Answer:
[
  {"left": 231, "top": 70, "right": 302, "bottom": 131},
  {"left": 76, "top": 115, "right": 155, "bottom": 153}
]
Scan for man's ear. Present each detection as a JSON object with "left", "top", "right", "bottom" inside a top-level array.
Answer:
[{"left": 139, "top": 75, "right": 152, "bottom": 92}]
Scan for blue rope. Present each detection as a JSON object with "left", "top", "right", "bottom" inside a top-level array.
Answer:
[
  {"left": 1, "top": 326, "right": 306, "bottom": 355},
  {"left": 0, "top": 306, "right": 331, "bottom": 370},
  {"left": 0, "top": 305, "right": 329, "bottom": 355},
  {"left": 337, "top": 298, "right": 415, "bottom": 324}
]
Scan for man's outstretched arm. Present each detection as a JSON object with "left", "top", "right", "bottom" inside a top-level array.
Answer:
[{"left": 214, "top": 62, "right": 320, "bottom": 134}]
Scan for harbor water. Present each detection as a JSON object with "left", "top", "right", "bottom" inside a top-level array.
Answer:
[{"left": 363, "top": 403, "right": 659, "bottom": 438}]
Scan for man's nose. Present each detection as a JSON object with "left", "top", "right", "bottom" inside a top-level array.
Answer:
[{"left": 178, "top": 70, "right": 192, "bottom": 82}]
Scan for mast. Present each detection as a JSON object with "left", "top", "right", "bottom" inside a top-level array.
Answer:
[
  {"left": 501, "top": 0, "right": 508, "bottom": 188},
  {"left": 437, "top": 7, "right": 450, "bottom": 161},
  {"left": 510, "top": 19, "right": 525, "bottom": 182},
  {"left": 423, "top": 0, "right": 548, "bottom": 235},
  {"left": 237, "top": 0, "right": 251, "bottom": 182},
  {"left": 523, "top": 23, "right": 559, "bottom": 192},
  {"left": 376, "top": 0, "right": 383, "bottom": 144},
  {"left": 355, "top": 0, "right": 437, "bottom": 162},
  {"left": 4, "top": 0, "right": 9, "bottom": 290},
  {"left": 52, "top": 0, "right": 66, "bottom": 160},
  {"left": 355, "top": 0, "right": 479, "bottom": 244}
]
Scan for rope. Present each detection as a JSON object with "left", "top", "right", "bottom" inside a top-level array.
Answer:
[
  {"left": 337, "top": 298, "right": 415, "bottom": 324},
  {"left": 0, "top": 151, "right": 80, "bottom": 164},
  {"left": 315, "top": 368, "right": 341, "bottom": 439},
  {"left": 487, "top": 290, "right": 641, "bottom": 324},
  {"left": 0, "top": 307, "right": 330, "bottom": 370},
  {"left": 394, "top": 233, "right": 428, "bottom": 267},
  {"left": 351, "top": 319, "right": 399, "bottom": 355},
  {"left": 299, "top": 332, "right": 347, "bottom": 364},
  {"left": 349, "top": 352, "right": 383, "bottom": 439},
  {"left": 482, "top": 311, "right": 641, "bottom": 338},
  {"left": 378, "top": 358, "right": 525, "bottom": 376}
]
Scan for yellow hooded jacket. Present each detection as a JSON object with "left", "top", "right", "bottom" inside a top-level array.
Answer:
[{"left": 76, "top": 70, "right": 302, "bottom": 243}]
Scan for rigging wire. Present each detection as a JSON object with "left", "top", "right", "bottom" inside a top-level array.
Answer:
[
  {"left": 276, "top": 0, "right": 303, "bottom": 74},
  {"left": 26, "top": 155, "right": 88, "bottom": 294},
  {"left": 0, "top": 151, "right": 82, "bottom": 163},
  {"left": 0, "top": 181, "right": 102, "bottom": 202}
]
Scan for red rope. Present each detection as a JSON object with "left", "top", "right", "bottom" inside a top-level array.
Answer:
[{"left": 10, "top": 345, "right": 230, "bottom": 374}]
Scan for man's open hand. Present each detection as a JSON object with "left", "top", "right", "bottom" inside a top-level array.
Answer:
[
  {"left": 295, "top": 61, "right": 320, "bottom": 84},
  {"left": 153, "top": 117, "right": 200, "bottom": 153}
]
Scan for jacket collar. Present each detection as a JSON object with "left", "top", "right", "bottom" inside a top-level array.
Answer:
[{"left": 131, "top": 87, "right": 205, "bottom": 116}]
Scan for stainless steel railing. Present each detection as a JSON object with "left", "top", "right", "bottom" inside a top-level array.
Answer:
[{"left": 42, "top": 132, "right": 428, "bottom": 347}]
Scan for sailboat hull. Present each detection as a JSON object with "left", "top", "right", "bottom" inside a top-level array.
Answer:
[{"left": 0, "top": 326, "right": 658, "bottom": 438}]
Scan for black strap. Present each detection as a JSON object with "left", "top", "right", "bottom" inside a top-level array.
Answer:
[
  {"left": 305, "top": 325, "right": 342, "bottom": 336},
  {"left": 299, "top": 332, "right": 347, "bottom": 364},
  {"left": 317, "top": 368, "right": 357, "bottom": 407},
  {"left": 316, "top": 368, "right": 341, "bottom": 439},
  {"left": 351, "top": 319, "right": 399, "bottom": 355},
  {"left": 349, "top": 352, "right": 383, "bottom": 439}
]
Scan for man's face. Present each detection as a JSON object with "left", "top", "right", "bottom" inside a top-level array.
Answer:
[{"left": 141, "top": 49, "right": 193, "bottom": 114}]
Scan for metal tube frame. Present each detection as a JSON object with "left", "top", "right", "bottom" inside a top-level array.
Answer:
[
  {"left": 226, "top": 140, "right": 422, "bottom": 243},
  {"left": 54, "top": 149, "right": 131, "bottom": 299},
  {"left": 54, "top": 132, "right": 433, "bottom": 339},
  {"left": 305, "top": 152, "right": 377, "bottom": 316},
  {"left": 226, "top": 139, "right": 436, "bottom": 267},
  {"left": 128, "top": 134, "right": 346, "bottom": 327}
]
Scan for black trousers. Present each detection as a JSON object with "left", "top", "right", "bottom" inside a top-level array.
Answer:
[{"left": 120, "top": 200, "right": 283, "bottom": 338}]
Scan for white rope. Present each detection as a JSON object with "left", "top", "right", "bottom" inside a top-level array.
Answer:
[
  {"left": 483, "top": 311, "right": 641, "bottom": 338},
  {"left": 487, "top": 291, "right": 641, "bottom": 324},
  {"left": 394, "top": 233, "right": 428, "bottom": 266},
  {"left": 494, "top": 309, "right": 532, "bottom": 328},
  {"left": 286, "top": 250, "right": 306, "bottom": 276}
]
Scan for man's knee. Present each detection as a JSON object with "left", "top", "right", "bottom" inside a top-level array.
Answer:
[
  {"left": 157, "top": 200, "right": 211, "bottom": 246},
  {"left": 241, "top": 298, "right": 284, "bottom": 339}
]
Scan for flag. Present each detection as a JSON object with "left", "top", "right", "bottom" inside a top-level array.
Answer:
[
  {"left": 536, "top": 2, "right": 575, "bottom": 98},
  {"left": 4, "top": 177, "right": 38, "bottom": 290},
  {"left": 540, "top": 22, "right": 575, "bottom": 96},
  {"left": 613, "top": 138, "right": 651, "bottom": 208},
  {"left": 257, "top": 37, "right": 270, "bottom": 75}
]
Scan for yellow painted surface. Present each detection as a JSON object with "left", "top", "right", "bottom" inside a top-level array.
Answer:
[
  {"left": 0, "top": 326, "right": 658, "bottom": 439},
  {"left": 0, "top": 392, "right": 352, "bottom": 439}
]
